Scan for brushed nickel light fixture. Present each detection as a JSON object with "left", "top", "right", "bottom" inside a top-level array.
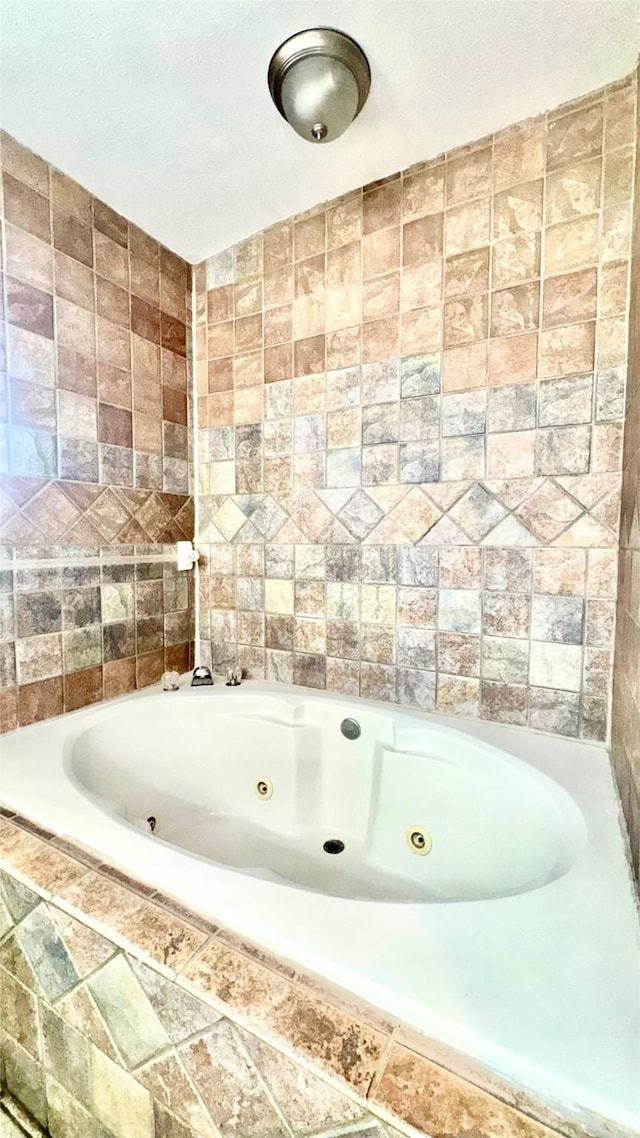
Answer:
[{"left": 268, "top": 27, "right": 370, "bottom": 144}]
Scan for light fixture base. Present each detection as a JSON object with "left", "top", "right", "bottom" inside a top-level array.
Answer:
[{"left": 268, "top": 27, "right": 370, "bottom": 144}]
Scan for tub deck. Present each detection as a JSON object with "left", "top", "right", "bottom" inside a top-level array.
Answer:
[{"left": 0, "top": 679, "right": 638, "bottom": 1137}]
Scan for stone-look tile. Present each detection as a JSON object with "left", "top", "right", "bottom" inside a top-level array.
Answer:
[
  {"left": 88, "top": 953, "right": 170, "bottom": 1067},
  {"left": 91, "top": 1045, "right": 154, "bottom": 1138},
  {"left": 483, "top": 593, "right": 530, "bottom": 638},
  {"left": 490, "top": 282, "right": 539, "bottom": 337},
  {"left": 180, "top": 1021, "right": 289, "bottom": 1137},
  {"left": 0, "top": 968, "right": 40, "bottom": 1056},
  {"left": 438, "top": 590, "right": 481, "bottom": 634},
  {"left": 437, "top": 674, "right": 480, "bottom": 717},
  {"left": 493, "top": 179, "right": 543, "bottom": 240},
  {"left": 41, "top": 1004, "right": 92, "bottom": 1108},
  {"left": 56, "top": 982, "right": 121, "bottom": 1064},
  {"left": 181, "top": 940, "right": 387, "bottom": 1094},
  {"left": 529, "top": 688, "right": 580, "bottom": 736},
  {"left": 480, "top": 681, "right": 528, "bottom": 726},
  {"left": 0, "top": 819, "right": 88, "bottom": 894},
  {"left": 14, "top": 902, "right": 79, "bottom": 1000},
  {"left": 374, "top": 1043, "right": 555, "bottom": 1136},
  {"left": 57, "top": 873, "right": 207, "bottom": 971},
  {"left": 542, "top": 268, "right": 597, "bottom": 328},
  {"left": 534, "top": 550, "right": 586, "bottom": 596},
  {"left": 243, "top": 1030, "right": 367, "bottom": 1133},
  {"left": 482, "top": 636, "right": 529, "bottom": 683},
  {"left": 531, "top": 596, "right": 584, "bottom": 644},
  {"left": 3, "top": 1035, "right": 49, "bottom": 1130},
  {"left": 538, "top": 375, "right": 593, "bottom": 427},
  {"left": 539, "top": 322, "right": 594, "bottom": 379},
  {"left": 135, "top": 1051, "right": 217, "bottom": 1136},
  {"left": 46, "top": 1074, "right": 114, "bottom": 1138},
  {"left": 529, "top": 642, "right": 583, "bottom": 691},
  {"left": 130, "top": 957, "right": 221, "bottom": 1043}
]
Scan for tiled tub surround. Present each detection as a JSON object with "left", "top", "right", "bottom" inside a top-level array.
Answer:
[
  {"left": 0, "top": 805, "right": 634, "bottom": 1138},
  {"left": 612, "top": 66, "right": 640, "bottom": 877},
  {"left": 0, "top": 131, "right": 195, "bottom": 730},
  {"left": 1, "top": 682, "right": 638, "bottom": 1138},
  {"left": 194, "top": 73, "right": 636, "bottom": 743},
  {"left": 0, "top": 545, "right": 193, "bottom": 733},
  {"left": 0, "top": 132, "right": 190, "bottom": 492}
]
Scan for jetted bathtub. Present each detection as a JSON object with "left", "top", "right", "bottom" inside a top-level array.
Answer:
[{"left": 1, "top": 679, "right": 639, "bottom": 1134}]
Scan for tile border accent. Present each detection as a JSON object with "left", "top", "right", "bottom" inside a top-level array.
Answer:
[{"left": 1, "top": 478, "right": 194, "bottom": 546}]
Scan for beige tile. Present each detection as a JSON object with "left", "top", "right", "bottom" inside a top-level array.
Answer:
[
  {"left": 374, "top": 1043, "right": 555, "bottom": 1136},
  {"left": 493, "top": 119, "right": 545, "bottom": 190},
  {"left": 446, "top": 147, "right": 492, "bottom": 205},
  {"left": 445, "top": 198, "right": 491, "bottom": 256},
  {"left": 493, "top": 179, "right": 543, "bottom": 239},
  {"left": 487, "top": 332, "right": 537, "bottom": 386},
  {"left": 540, "top": 322, "right": 594, "bottom": 379},
  {"left": 491, "top": 281, "right": 539, "bottom": 337},
  {"left": 546, "top": 159, "right": 601, "bottom": 225},
  {"left": 402, "top": 164, "right": 445, "bottom": 220},
  {"left": 400, "top": 306, "right": 442, "bottom": 354},
  {"left": 442, "top": 341, "right": 488, "bottom": 392},
  {"left": 542, "top": 268, "right": 597, "bottom": 327},
  {"left": 545, "top": 216, "right": 599, "bottom": 273},
  {"left": 182, "top": 940, "right": 387, "bottom": 1094},
  {"left": 492, "top": 233, "right": 540, "bottom": 289}
]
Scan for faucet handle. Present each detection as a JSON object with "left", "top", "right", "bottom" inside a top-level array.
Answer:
[{"left": 225, "top": 665, "right": 241, "bottom": 687}]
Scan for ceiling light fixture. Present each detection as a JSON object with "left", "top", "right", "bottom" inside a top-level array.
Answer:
[{"left": 268, "top": 27, "right": 370, "bottom": 145}]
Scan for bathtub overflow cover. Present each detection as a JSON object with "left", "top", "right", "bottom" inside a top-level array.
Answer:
[
  {"left": 340, "top": 717, "right": 361, "bottom": 740},
  {"left": 255, "top": 778, "right": 273, "bottom": 800},
  {"left": 407, "top": 827, "right": 432, "bottom": 856},
  {"left": 323, "top": 839, "right": 345, "bottom": 855}
]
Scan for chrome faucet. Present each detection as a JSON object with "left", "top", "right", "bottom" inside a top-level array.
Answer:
[{"left": 191, "top": 665, "right": 213, "bottom": 686}]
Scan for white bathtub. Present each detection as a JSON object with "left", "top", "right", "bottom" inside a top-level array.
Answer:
[{"left": 1, "top": 678, "right": 639, "bottom": 1133}]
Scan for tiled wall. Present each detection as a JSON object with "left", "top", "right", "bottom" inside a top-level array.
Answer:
[
  {"left": 194, "top": 74, "right": 636, "bottom": 742},
  {"left": 0, "top": 815, "right": 580, "bottom": 1138},
  {"left": 0, "top": 133, "right": 194, "bottom": 732},
  {"left": 612, "top": 68, "right": 640, "bottom": 877}
]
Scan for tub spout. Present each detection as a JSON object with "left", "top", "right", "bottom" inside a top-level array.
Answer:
[{"left": 191, "top": 666, "right": 214, "bottom": 686}]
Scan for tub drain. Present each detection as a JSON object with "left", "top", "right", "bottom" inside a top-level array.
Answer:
[
  {"left": 255, "top": 778, "right": 273, "bottom": 800},
  {"left": 323, "top": 839, "right": 345, "bottom": 855}
]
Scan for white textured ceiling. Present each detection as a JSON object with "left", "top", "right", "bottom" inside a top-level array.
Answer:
[{"left": 0, "top": 0, "right": 638, "bottom": 263}]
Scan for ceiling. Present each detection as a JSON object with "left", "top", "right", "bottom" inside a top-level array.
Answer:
[{"left": 0, "top": 1, "right": 638, "bottom": 264}]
